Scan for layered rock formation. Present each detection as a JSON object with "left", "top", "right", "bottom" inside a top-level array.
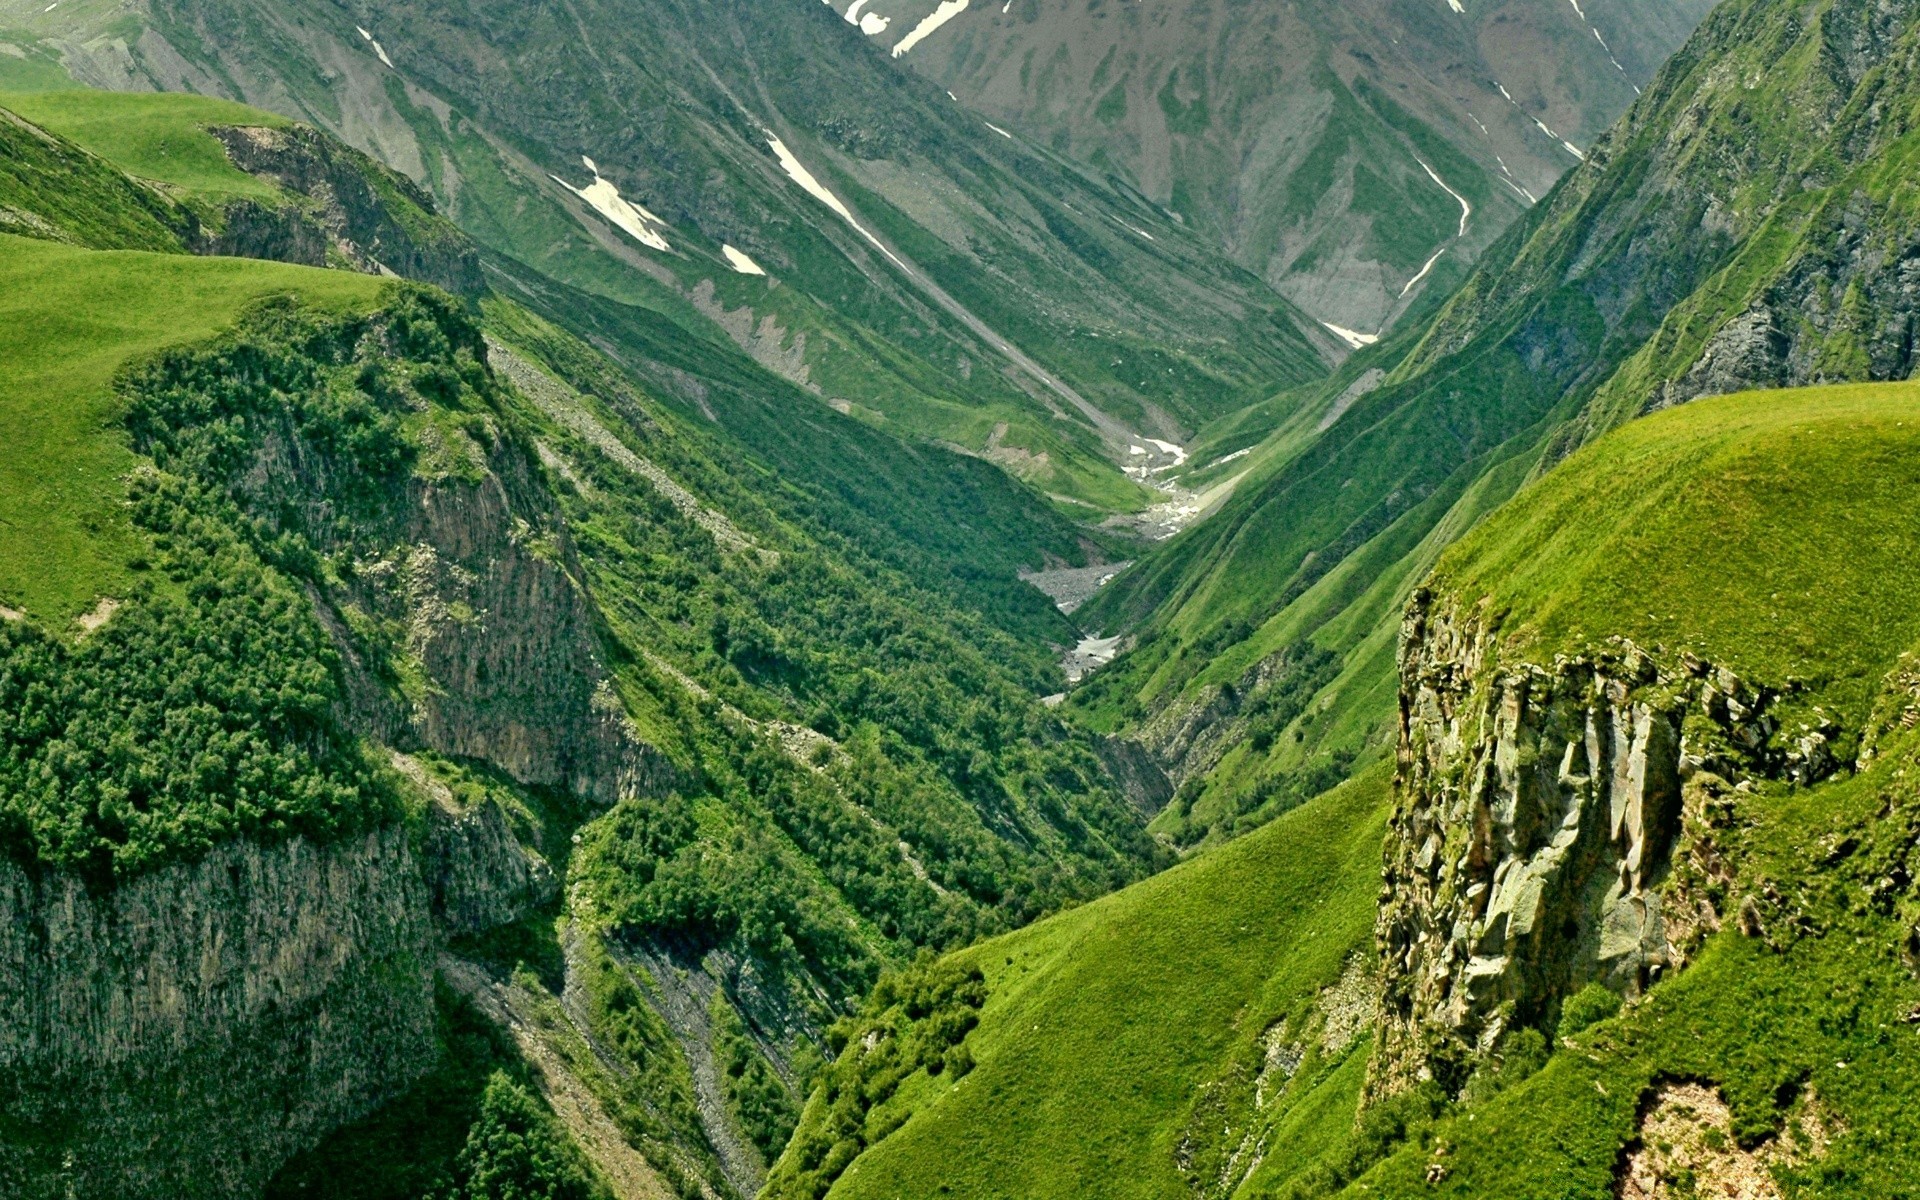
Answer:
[
  {"left": 208, "top": 123, "right": 484, "bottom": 297},
  {"left": 0, "top": 828, "right": 436, "bottom": 1200},
  {"left": 0, "top": 303, "right": 673, "bottom": 1197},
  {"left": 1370, "top": 589, "right": 1808, "bottom": 1095}
]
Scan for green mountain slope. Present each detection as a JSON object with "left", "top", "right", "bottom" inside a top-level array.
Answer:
[
  {"left": 0, "top": 235, "right": 380, "bottom": 621},
  {"left": 1071, "top": 0, "right": 1920, "bottom": 851},
  {"left": 829, "top": 0, "right": 1713, "bottom": 336},
  {"left": 4, "top": 83, "right": 1096, "bottom": 645},
  {"left": 0, "top": 0, "right": 1341, "bottom": 512},
  {"left": 0, "top": 93, "right": 1178, "bottom": 1199},
  {"left": 765, "top": 763, "right": 1392, "bottom": 1200},
  {"left": 777, "top": 378, "right": 1920, "bottom": 1199}
]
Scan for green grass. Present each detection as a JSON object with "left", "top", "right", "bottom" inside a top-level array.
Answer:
[
  {"left": 0, "top": 36, "right": 81, "bottom": 92},
  {"left": 0, "top": 88, "right": 289, "bottom": 199},
  {"left": 0, "top": 234, "right": 379, "bottom": 620},
  {"left": 1432, "top": 381, "right": 1920, "bottom": 726},
  {"left": 783, "top": 763, "right": 1392, "bottom": 1200}
]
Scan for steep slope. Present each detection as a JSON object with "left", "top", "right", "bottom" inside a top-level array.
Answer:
[
  {"left": 0, "top": 87, "right": 482, "bottom": 289},
  {"left": 765, "top": 764, "right": 1391, "bottom": 1200},
  {"left": 0, "top": 0, "right": 1340, "bottom": 511},
  {"left": 829, "top": 0, "right": 1713, "bottom": 335},
  {"left": 774, "top": 379, "right": 1920, "bottom": 1199},
  {"left": 5, "top": 83, "right": 1099, "bottom": 647},
  {"left": 1071, "top": 0, "right": 1920, "bottom": 850},
  {"left": 0, "top": 96, "right": 1172, "bottom": 1199},
  {"left": 1352, "top": 380, "right": 1920, "bottom": 1195}
]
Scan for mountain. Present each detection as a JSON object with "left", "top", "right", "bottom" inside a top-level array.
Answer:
[
  {"left": 0, "top": 90, "right": 1173, "bottom": 1200},
  {"left": 824, "top": 0, "right": 1715, "bottom": 335},
  {"left": 14, "top": 0, "right": 1920, "bottom": 1196},
  {"left": 1070, "top": 0, "right": 1920, "bottom": 851},
  {"left": 787, "top": 376, "right": 1920, "bottom": 1198},
  {"left": 0, "top": 0, "right": 1341, "bottom": 515}
]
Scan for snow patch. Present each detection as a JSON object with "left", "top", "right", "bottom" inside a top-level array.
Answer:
[
  {"left": 355, "top": 25, "right": 395, "bottom": 69},
  {"left": 1560, "top": 139, "right": 1586, "bottom": 160},
  {"left": 1495, "top": 81, "right": 1515, "bottom": 103},
  {"left": 846, "top": 0, "right": 891, "bottom": 33},
  {"left": 893, "top": 0, "right": 969, "bottom": 57},
  {"left": 1445, "top": 0, "right": 1464, "bottom": 12},
  {"left": 1210, "top": 447, "right": 1254, "bottom": 468},
  {"left": 552, "top": 156, "right": 671, "bottom": 252},
  {"left": 722, "top": 245, "right": 767, "bottom": 275},
  {"left": 1400, "top": 246, "right": 1447, "bottom": 298},
  {"left": 1416, "top": 158, "right": 1471, "bottom": 238},
  {"left": 985, "top": 121, "right": 1013, "bottom": 138},
  {"left": 1107, "top": 212, "right": 1156, "bottom": 241},
  {"left": 767, "top": 135, "right": 908, "bottom": 270},
  {"left": 1321, "top": 321, "right": 1379, "bottom": 349}
]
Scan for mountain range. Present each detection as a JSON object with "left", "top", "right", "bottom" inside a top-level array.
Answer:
[
  {"left": 827, "top": 0, "right": 1714, "bottom": 333},
  {"left": 8, "top": 0, "right": 1920, "bottom": 1196}
]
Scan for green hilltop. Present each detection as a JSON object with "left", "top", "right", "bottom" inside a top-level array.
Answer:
[
  {"left": 0, "top": 89, "right": 289, "bottom": 199},
  {"left": 1432, "top": 381, "right": 1920, "bottom": 727},
  {"left": 0, "top": 235, "right": 380, "bottom": 622}
]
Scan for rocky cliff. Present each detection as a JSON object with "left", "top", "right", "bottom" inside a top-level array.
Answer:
[
  {"left": 0, "top": 827, "right": 436, "bottom": 1200},
  {"left": 0, "top": 291, "right": 682, "bottom": 1197},
  {"left": 206, "top": 123, "right": 483, "bottom": 296},
  {"left": 1369, "top": 586, "right": 1832, "bottom": 1096}
]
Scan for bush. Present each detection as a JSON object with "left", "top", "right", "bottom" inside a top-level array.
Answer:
[
  {"left": 431, "top": 1073, "right": 608, "bottom": 1200},
  {"left": 1557, "top": 981, "right": 1623, "bottom": 1042}
]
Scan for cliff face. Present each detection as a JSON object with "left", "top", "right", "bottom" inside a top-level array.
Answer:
[
  {"left": 207, "top": 123, "right": 484, "bottom": 297},
  {"left": 0, "top": 827, "right": 437, "bottom": 1200},
  {"left": 0, "top": 296, "right": 677, "bottom": 1197},
  {"left": 1370, "top": 589, "right": 1814, "bottom": 1095}
]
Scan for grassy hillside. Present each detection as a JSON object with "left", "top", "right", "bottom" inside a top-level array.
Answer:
[
  {"left": 783, "top": 378, "right": 1920, "bottom": 1200},
  {"left": 0, "top": 233, "right": 379, "bottom": 621},
  {"left": 0, "top": 102, "right": 189, "bottom": 249},
  {"left": 1345, "top": 381, "right": 1920, "bottom": 1196},
  {"left": 765, "top": 762, "right": 1392, "bottom": 1200},
  {"left": 0, "top": 89, "right": 288, "bottom": 199},
  {"left": 1069, "top": 0, "right": 1920, "bottom": 848},
  {"left": 1432, "top": 381, "right": 1920, "bottom": 725},
  {"left": 0, "top": 93, "right": 1182, "bottom": 1195}
]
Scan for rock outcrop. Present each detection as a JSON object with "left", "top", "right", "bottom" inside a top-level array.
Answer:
[
  {"left": 1370, "top": 589, "right": 1800, "bottom": 1095},
  {"left": 208, "top": 123, "right": 484, "bottom": 296},
  {"left": 0, "top": 828, "right": 437, "bottom": 1200},
  {"left": 400, "top": 752, "right": 561, "bottom": 938}
]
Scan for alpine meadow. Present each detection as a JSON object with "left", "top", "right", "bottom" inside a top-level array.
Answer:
[{"left": 4, "top": 0, "right": 1920, "bottom": 1197}]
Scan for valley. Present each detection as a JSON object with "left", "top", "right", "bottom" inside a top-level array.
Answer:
[{"left": 5, "top": 0, "right": 1920, "bottom": 1196}]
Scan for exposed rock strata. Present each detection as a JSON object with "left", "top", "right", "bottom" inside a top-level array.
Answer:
[
  {"left": 1371, "top": 589, "right": 1805, "bottom": 1095},
  {"left": 399, "top": 751, "right": 560, "bottom": 937},
  {"left": 0, "top": 829, "right": 437, "bottom": 1200},
  {"left": 208, "top": 123, "right": 484, "bottom": 296}
]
